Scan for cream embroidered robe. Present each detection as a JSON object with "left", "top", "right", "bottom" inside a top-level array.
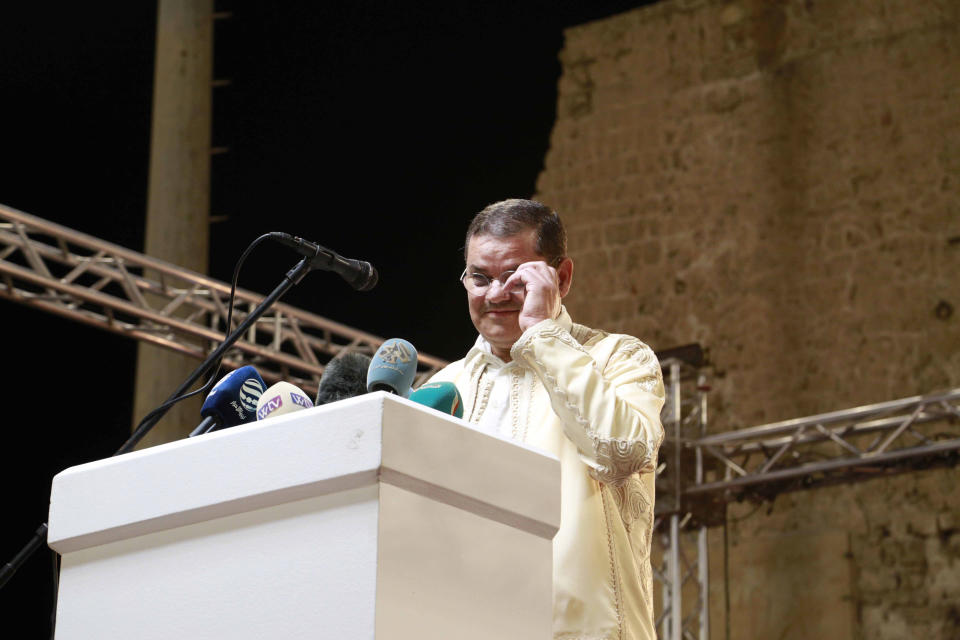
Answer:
[{"left": 429, "top": 308, "right": 665, "bottom": 640}]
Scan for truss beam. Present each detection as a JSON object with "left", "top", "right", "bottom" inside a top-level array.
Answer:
[
  {"left": 687, "top": 389, "right": 960, "bottom": 503},
  {"left": 0, "top": 204, "right": 447, "bottom": 394}
]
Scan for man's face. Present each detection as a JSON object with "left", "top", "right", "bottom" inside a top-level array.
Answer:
[{"left": 464, "top": 229, "right": 544, "bottom": 356}]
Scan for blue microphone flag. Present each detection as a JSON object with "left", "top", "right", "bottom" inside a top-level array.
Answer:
[
  {"left": 366, "top": 338, "right": 418, "bottom": 398},
  {"left": 201, "top": 365, "right": 267, "bottom": 429}
]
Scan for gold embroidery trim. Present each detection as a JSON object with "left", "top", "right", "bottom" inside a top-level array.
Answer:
[
  {"left": 470, "top": 364, "right": 494, "bottom": 424},
  {"left": 510, "top": 368, "right": 522, "bottom": 440},
  {"left": 519, "top": 368, "right": 536, "bottom": 443},
  {"left": 590, "top": 436, "right": 655, "bottom": 486},
  {"left": 599, "top": 485, "right": 625, "bottom": 640}
]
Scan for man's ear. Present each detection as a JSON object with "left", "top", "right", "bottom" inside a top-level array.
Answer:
[{"left": 557, "top": 257, "right": 574, "bottom": 298}]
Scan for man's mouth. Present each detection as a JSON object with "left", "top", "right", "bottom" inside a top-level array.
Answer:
[{"left": 485, "top": 308, "right": 520, "bottom": 315}]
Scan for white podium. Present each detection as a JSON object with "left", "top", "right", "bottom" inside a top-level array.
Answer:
[{"left": 47, "top": 392, "right": 560, "bottom": 639}]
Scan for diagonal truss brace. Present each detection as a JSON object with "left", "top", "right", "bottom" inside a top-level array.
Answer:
[{"left": 0, "top": 204, "right": 448, "bottom": 395}]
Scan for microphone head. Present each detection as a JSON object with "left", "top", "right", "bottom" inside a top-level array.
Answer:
[
  {"left": 367, "top": 338, "right": 418, "bottom": 397},
  {"left": 353, "top": 262, "right": 378, "bottom": 292},
  {"left": 408, "top": 382, "right": 464, "bottom": 419},
  {"left": 315, "top": 351, "right": 372, "bottom": 405},
  {"left": 256, "top": 381, "right": 314, "bottom": 421},
  {"left": 201, "top": 365, "right": 266, "bottom": 430}
]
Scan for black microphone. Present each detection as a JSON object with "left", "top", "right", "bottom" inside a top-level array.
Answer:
[
  {"left": 269, "top": 232, "right": 378, "bottom": 291},
  {"left": 315, "top": 351, "right": 372, "bottom": 405}
]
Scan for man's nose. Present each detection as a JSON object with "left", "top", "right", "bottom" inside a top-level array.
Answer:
[{"left": 486, "top": 280, "right": 512, "bottom": 302}]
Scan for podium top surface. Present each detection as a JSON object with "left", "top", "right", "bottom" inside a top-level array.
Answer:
[{"left": 47, "top": 392, "right": 560, "bottom": 553}]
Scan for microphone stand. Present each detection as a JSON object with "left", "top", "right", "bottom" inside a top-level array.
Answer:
[{"left": 1, "top": 256, "right": 315, "bottom": 590}]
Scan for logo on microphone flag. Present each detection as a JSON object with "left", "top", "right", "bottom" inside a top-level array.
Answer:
[
  {"left": 290, "top": 392, "right": 313, "bottom": 408},
  {"left": 377, "top": 340, "right": 413, "bottom": 364},
  {"left": 239, "top": 378, "right": 265, "bottom": 412},
  {"left": 257, "top": 395, "right": 282, "bottom": 420}
]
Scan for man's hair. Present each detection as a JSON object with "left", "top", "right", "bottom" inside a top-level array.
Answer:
[{"left": 464, "top": 199, "right": 567, "bottom": 263}]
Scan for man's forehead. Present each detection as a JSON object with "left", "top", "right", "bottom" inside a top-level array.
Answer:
[{"left": 465, "top": 230, "right": 540, "bottom": 268}]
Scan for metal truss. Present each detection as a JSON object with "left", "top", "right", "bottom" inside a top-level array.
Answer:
[
  {"left": 654, "top": 351, "right": 711, "bottom": 640},
  {"left": 0, "top": 204, "right": 447, "bottom": 395},
  {"left": 686, "top": 388, "right": 960, "bottom": 515},
  {"left": 652, "top": 359, "right": 960, "bottom": 640}
]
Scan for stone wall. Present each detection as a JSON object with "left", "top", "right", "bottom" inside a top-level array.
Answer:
[{"left": 534, "top": 1, "right": 960, "bottom": 637}]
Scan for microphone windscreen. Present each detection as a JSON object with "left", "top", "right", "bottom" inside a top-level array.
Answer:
[
  {"left": 201, "top": 365, "right": 266, "bottom": 429},
  {"left": 408, "top": 382, "right": 464, "bottom": 418},
  {"left": 256, "top": 381, "right": 314, "bottom": 421},
  {"left": 366, "top": 338, "right": 418, "bottom": 398},
  {"left": 315, "top": 351, "right": 372, "bottom": 405}
]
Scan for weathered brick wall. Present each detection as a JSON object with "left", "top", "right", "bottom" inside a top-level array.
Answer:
[{"left": 535, "top": 1, "right": 960, "bottom": 637}]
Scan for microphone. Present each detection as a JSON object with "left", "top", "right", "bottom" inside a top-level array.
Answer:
[
  {"left": 367, "top": 338, "right": 418, "bottom": 398},
  {"left": 189, "top": 366, "right": 266, "bottom": 437},
  {"left": 315, "top": 351, "right": 372, "bottom": 405},
  {"left": 269, "top": 232, "right": 378, "bottom": 291},
  {"left": 256, "top": 380, "right": 314, "bottom": 421},
  {"left": 409, "top": 382, "right": 464, "bottom": 418}
]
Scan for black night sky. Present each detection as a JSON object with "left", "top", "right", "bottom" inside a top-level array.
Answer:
[{"left": 1, "top": 1, "right": 654, "bottom": 633}]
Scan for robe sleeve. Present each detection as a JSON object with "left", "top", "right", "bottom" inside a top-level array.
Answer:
[{"left": 510, "top": 318, "right": 665, "bottom": 486}]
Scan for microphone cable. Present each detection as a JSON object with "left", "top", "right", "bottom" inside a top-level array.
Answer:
[{"left": 121, "top": 233, "right": 274, "bottom": 455}]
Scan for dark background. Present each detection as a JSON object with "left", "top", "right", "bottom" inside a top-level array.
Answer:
[{"left": 0, "top": 1, "right": 653, "bottom": 634}]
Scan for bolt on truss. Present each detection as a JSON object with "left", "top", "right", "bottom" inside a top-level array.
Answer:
[{"left": 0, "top": 204, "right": 448, "bottom": 395}]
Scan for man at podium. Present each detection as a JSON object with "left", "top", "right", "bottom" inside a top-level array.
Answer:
[{"left": 430, "top": 199, "right": 665, "bottom": 640}]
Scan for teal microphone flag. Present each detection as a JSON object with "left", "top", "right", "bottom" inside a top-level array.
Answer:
[{"left": 409, "top": 381, "right": 464, "bottom": 419}]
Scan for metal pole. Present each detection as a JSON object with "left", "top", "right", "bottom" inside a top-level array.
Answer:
[
  {"left": 697, "top": 373, "right": 710, "bottom": 640},
  {"left": 668, "top": 362, "right": 683, "bottom": 640},
  {"left": 670, "top": 514, "right": 682, "bottom": 640},
  {"left": 661, "top": 540, "right": 672, "bottom": 640},
  {"left": 699, "top": 527, "right": 710, "bottom": 640},
  {"left": 672, "top": 362, "right": 682, "bottom": 513}
]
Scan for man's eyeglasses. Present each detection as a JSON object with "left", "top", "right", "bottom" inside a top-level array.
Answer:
[
  {"left": 459, "top": 268, "right": 519, "bottom": 295},
  {"left": 459, "top": 257, "right": 564, "bottom": 295}
]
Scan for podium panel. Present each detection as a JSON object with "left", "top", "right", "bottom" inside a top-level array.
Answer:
[{"left": 48, "top": 393, "right": 560, "bottom": 639}]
